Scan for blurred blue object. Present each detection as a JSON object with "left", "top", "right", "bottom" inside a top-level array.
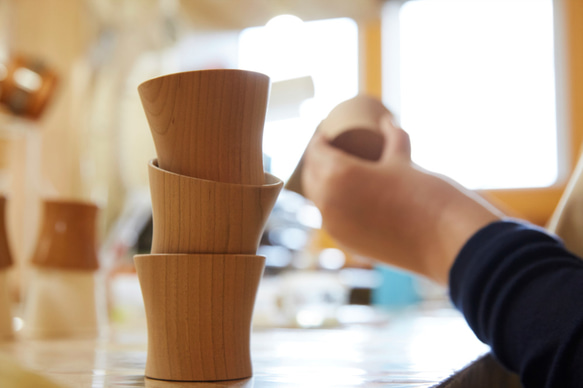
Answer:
[{"left": 372, "top": 265, "right": 420, "bottom": 307}]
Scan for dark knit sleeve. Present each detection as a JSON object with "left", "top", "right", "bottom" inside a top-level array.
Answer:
[{"left": 449, "top": 220, "right": 583, "bottom": 388}]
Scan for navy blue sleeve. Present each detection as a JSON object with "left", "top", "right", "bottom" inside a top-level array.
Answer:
[{"left": 449, "top": 220, "right": 583, "bottom": 388}]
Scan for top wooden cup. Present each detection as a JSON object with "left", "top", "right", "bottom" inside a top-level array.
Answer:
[{"left": 138, "top": 69, "right": 270, "bottom": 185}]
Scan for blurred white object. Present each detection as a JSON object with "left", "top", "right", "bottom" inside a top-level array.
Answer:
[
  {"left": 279, "top": 271, "right": 348, "bottom": 328},
  {"left": 266, "top": 76, "right": 315, "bottom": 121},
  {"left": 23, "top": 268, "right": 105, "bottom": 339}
]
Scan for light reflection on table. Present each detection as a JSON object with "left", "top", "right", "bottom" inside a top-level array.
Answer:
[{"left": 0, "top": 306, "right": 489, "bottom": 387}]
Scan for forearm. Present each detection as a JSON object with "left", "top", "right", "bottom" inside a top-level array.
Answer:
[{"left": 400, "top": 167, "right": 503, "bottom": 284}]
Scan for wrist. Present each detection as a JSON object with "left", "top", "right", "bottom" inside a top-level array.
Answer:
[{"left": 427, "top": 177, "right": 503, "bottom": 284}]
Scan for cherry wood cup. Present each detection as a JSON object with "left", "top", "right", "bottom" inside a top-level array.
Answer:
[
  {"left": 135, "top": 253, "right": 265, "bottom": 382},
  {"left": 148, "top": 159, "right": 282, "bottom": 255},
  {"left": 30, "top": 200, "right": 99, "bottom": 270},
  {"left": 138, "top": 69, "right": 270, "bottom": 185}
]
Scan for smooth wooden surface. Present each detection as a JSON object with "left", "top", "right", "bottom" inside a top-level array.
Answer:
[
  {"left": 31, "top": 200, "right": 99, "bottom": 271},
  {"left": 547, "top": 151, "right": 583, "bottom": 258},
  {"left": 0, "top": 270, "right": 12, "bottom": 340},
  {"left": 286, "top": 95, "right": 389, "bottom": 195},
  {"left": 134, "top": 254, "right": 266, "bottom": 382},
  {"left": 138, "top": 69, "right": 270, "bottom": 185},
  {"left": 0, "top": 196, "right": 13, "bottom": 270},
  {"left": 22, "top": 267, "right": 100, "bottom": 339},
  {"left": 148, "top": 160, "right": 282, "bottom": 255},
  {"left": 435, "top": 354, "right": 520, "bottom": 388},
  {"left": 0, "top": 305, "right": 491, "bottom": 387}
]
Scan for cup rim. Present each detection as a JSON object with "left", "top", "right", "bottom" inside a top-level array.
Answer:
[
  {"left": 134, "top": 253, "right": 265, "bottom": 260},
  {"left": 149, "top": 159, "right": 282, "bottom": 189},
  {"left": 138, "top": 69, "right": 270, "bottom": 93}
]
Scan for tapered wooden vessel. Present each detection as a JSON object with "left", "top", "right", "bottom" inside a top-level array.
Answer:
[
  {"left": 134, "top": 254, "right": 266, "bottom": 382},
  {"left": 286, "top": 94, "right": 391, "bottom": 195},
  {"left": 138, "top": 69, "right": 270, "bottom": 185},
  {"left": 0, "top": 270, "right": 12, "bottom": 340},
  {"left": 148, "top": 159, "right": 282, "bottom": 254},
  {"left": 31, "top": 200, "right": 99, "bottom": 270},
  {"left": 23, "top": 268, "right": 100, "bottom": 339},
  {"left": 0, "top": 197, "right": 13, "bottom": 340},
  {"left": 0, "top": 197, "right": 12, "bottom": 271}
]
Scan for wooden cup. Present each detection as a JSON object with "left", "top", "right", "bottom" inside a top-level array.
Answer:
[
  {"left": 0, "top": 196, "right": 12, "bottom": 270},
  {"left": 285, "top": 94, "right": 391, "bottom": 195},
  {"left": 0, "top": 269, "right": 12, "bottom": 340},
  {"left": 30, "top": 200, "right": 99, "bottom": 270},
  {"left": 138, "top": 69, "right": 270, "bottom": 185},
  {"left": 134, "top": 254, "right": 266, "bottom": 382},
  {"left": 148, "top": 159, "right": 282, "bottom": 255}
]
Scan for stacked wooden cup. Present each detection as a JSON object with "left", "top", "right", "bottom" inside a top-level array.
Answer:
[
  {"left": 136, "top": 69, "right": 282, "bottom": 382},
  {"left": 0, "top": 196, "right": 13, "bottom": 340}
]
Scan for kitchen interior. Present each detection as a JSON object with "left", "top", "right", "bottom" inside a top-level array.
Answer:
[{"left": 0, "top": 0, "right": 582, "bottom": 387}]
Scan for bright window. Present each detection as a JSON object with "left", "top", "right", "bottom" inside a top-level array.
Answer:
[
  {"left": 239, "top": 16, "right": 358, "bottom": 181},
  {"left": 383, "top": 0, "right": 559, "bottom": 189}
]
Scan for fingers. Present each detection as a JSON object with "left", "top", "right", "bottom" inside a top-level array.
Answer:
[
  {"left": 379, "top": 114, "right": 412, "bottom": 163},
  {"left": 302, "top": 130, "right": 364, "bottom": 204},
  {"left": 303, "top": 130, "right": 368, "bottom": 173}
]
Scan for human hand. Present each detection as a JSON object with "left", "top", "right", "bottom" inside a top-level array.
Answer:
[{"left": 302, "top": 116, "right": 503, "bottom": 284}]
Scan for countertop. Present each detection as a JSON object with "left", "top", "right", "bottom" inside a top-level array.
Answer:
[{"left": 0, "top": 305, "right": 489, "bottom": 387}]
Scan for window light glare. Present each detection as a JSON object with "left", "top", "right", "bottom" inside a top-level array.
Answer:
[{"left": 392, "top": 0, "right": 558, "bottom": 189}]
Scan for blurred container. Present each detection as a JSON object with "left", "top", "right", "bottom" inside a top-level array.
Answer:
[{"left": 372, "top": 265, "right": 420, "bottom": 307}]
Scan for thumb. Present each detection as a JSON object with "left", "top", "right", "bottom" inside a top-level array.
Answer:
[{"left": 379, "top": 114, "right": 411, "bottom": 163}]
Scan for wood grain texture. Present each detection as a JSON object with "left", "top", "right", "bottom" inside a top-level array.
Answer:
[
  {"left": 31, "top": 200, "right": 99, "bottom": 270},
  {"left": 547, "top": 152, "right": 583, "bottom": 258},
  {"left": 0, "top": 270, "right": 13, "bottom": 341},
  {"left": 148, "top": 159, "right": 282, "bottom": 255},
  {"left": 435, "top": 353, "right": 520, "bottom": 388},
  {"left": 134, "top": 254, "right": 265, "bottom": 382},
  {"left": 286, "top": 94, "right": 390, "bottom": 195},
  {"left": 0, "top": 197, "right": 13, "bottom": 270},
  {"left": 138, "top": 69, "right": 270, "bottom": 185}
]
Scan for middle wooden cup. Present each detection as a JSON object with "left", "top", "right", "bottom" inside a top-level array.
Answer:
[{"left": 148, "top": 159, "right": 282, "bottom": 254}]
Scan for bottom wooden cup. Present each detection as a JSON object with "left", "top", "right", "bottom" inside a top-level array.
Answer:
[{"left": 134, "top": 254, "right": 266, "bottom": 382}]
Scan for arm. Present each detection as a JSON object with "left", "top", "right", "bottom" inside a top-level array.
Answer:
[
  {"left": 302, "top": 115, "right": 502, "bottom": 284},
  {"left": 302, "top": 116, "right": 583, "bottom": 387}
]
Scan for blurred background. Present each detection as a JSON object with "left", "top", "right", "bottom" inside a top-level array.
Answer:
[{"left": 0, "top": 0, "right": 582, "bottom": 331}]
